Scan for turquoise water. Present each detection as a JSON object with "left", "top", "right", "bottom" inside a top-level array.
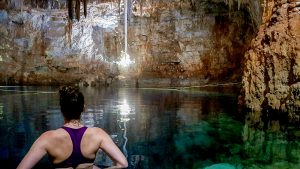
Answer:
[{"left": 0, "top": 86, "right": 300, "bottom": 169}]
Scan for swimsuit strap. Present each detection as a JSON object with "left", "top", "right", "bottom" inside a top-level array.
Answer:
[
  {"left": 52, "top": 126, "right": 94, "bottom": 168},
  {"left": 62, "top": 126, "right": 88, "bottom": 157}
]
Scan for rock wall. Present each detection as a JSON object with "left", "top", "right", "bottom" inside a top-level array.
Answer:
[
  {"left": 0, "top": 0, "right": 121, "bottom": 85},
  {"left": 0, "top": 0, "right": 257, "bottom": 86},
  {"left": 240, "top": 0, "right": 300, "bottom": 119},
  {"left": 128, "top": 0, "right": 258, "bottom": 87}
]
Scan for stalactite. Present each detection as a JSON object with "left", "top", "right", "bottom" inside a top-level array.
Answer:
[
  {"left": 67, "top": 20, "right": 72, "bottom": 47},
  {"left": 189, "top": 0, "right": 196, "bottom": 11},
  {"left": 21, "top": 0, "right": 23, "bottom": 13},
  {"left": 224, "top": 0, "right": 245, "bottom": 10},
  {"left": 180, "top": 0, "right": 182, "bottom": 10},
  {"left": 29, "top": 0, "right": 37, "bottom": 8},
  {"left": 83, "top": 0, "right": 87, "bottom": 17},
  {"left": 140, "top": 0, "right": 143, "bottom": 16},
  {"left": 66, "top": 0, "right": 89, "bottom": 20},
  {"left": 224, "top": 0, "right": 233, "bottom": 10},
  {"left": 42, "top": 0, "right": 48, "bottom": 9},
  {"left": 127, "top": 0, "right": 132, "bottom": 23},
  {"left": 75, "top": 0, "right": 80, "bottom": 21},
  {"left": 68, "top": 0, "right": 73, "bottom": 20},
  {"left": 118, "top": 0, "right": 121, "bottom": 16},
  {"left": 238, "top": 0, "right": 243, "bottom": 10}
]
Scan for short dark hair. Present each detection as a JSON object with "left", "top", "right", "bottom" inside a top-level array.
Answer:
[{"left": 59, "top": 86, "right": 84, "bottom": 120}]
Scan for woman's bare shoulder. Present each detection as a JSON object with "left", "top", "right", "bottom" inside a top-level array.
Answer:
[
  {"left": 31, "top": 129, "right": 61, "bottom": 148},
  {"left": 39, "top": 130, "right": 56, "bottom": 139},
  {"left": 37, "top": 128, "right": 67, "bottom": 142},
  {"left": 42, "top": 128, "right": 66, "bottom": 136},
  {"left": 86, "top": 127, "right": 111, "bottom": 141},
  {"left": 81, "top": 127, "right": 107, "bottom": 147},
  {"left": 35, "top": 129, "right": 71, "bottom": 152}
]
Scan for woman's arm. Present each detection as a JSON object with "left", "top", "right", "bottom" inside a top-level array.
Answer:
[
  {"left": 16, "top": 132, "right": 49, "bottom": 169},
  {"left": 97, "top": 128, "right": 128, "bottom": 168}
]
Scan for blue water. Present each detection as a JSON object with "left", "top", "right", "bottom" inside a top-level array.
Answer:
[{"left": 0, "top": 86, "right": 300, "bottom": 169}]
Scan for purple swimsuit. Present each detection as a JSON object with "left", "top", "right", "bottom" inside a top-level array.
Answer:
[{"left": 52, "top": 126, "right": 95, "bottom": 168}]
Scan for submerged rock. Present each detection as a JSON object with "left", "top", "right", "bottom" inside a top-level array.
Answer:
[{"left": 204, "top": 163, "right": 236, "bottom": 169}]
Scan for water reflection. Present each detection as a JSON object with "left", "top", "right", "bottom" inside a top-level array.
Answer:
[
  {"left": 82, "top": 107, "right": 104, "bottom": 127},
  {"left": 93, "top": 98, "right": 133, "bottom": 167},
  {"left": 1, "top": 86, "right": 300, "bottom": 169},
  {"left": 0, "top": 86, "right": 58, "bottom": 169},
  {"left": 0, "top": 103, "right": 3, "bottom": 120},
  {"left": 118, "top": 99, "right": 132, "bottom": 158},
  {"left": 241, "top": 112, "right": 300, "bottom": 168}
]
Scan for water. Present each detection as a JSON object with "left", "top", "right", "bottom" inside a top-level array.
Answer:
[{"left": 0, "top": 86, "right": 300, "bottom": 169}]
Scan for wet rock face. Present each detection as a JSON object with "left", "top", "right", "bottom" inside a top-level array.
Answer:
[
  {"left": 0, "top": 0, "right": 257, "bottom": 86},
  {"left": 0, "top": 0, "right": 124, "bottom": 85},
  {"left": 240, "top": 0, "right": 300, "bottom": 118},
  {"left": 129, "top": 0, "right": 256, "bottom": 86}
]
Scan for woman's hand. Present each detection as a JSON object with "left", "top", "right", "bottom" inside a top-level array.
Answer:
[{"left": 96, "top": 128, "right": 128, "bottom": 168}]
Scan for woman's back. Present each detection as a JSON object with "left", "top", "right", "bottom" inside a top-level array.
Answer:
[
  {"left": 18, "top": 126, "right": 127, "bottom": 169},
  {"left": 46, "top": 127, "right": 100, "bottom": 166},
  {"left": 17, "top": 86, "right": 128, "bottom": 169}
]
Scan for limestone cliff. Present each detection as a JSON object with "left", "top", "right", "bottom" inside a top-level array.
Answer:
[
  {"left": 3, "top": 0, "right": 299, "bottom": 115},
  {"left": 0, "top": 0, "right": 257, "bottom": 86},
  {"left": 240, "top": 0, "right": 300, "bottom": 119}
]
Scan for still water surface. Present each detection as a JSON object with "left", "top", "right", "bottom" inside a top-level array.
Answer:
[{"left": 0, "top": 86, "right": 300, "bottom": 169}]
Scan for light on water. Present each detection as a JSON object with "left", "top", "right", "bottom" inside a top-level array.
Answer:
[
  {"left": 0, "top": 103, "right": 3, "bottom": 120},
  {"left": 119, "top": 99, "right": 132, "bottom": 122},
  {"left": 119, "top": 99, "right": 129, "bottom": 158},
  {"left": 1, "top": 86, "right": 300, "bottom": 169},
  {"left": 119, "top": 99, "right": 130, "bottom": 115}
]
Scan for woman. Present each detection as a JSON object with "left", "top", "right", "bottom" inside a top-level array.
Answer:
[{"left": 17, "top": 86, "right": 128, "bottom": 169}]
